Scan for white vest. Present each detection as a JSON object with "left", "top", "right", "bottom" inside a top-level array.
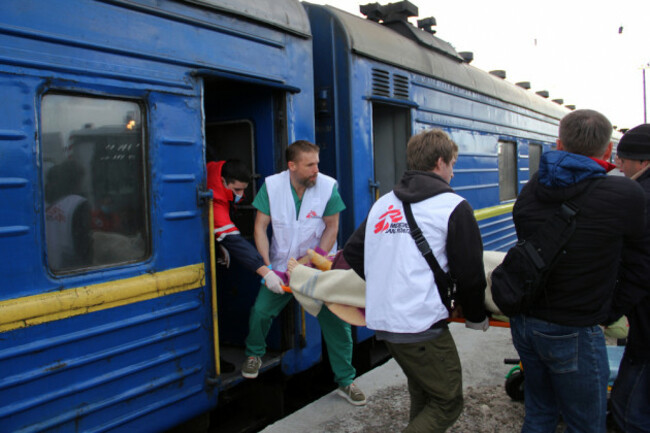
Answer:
[
  {"left": 267, "top": 170, "right": 337, "bottom": 272},
  {"left": 364, "top": 191, "right": 464, "bottom": 333}
]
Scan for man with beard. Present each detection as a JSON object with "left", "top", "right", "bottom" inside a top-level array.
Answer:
[{"left": 240, "top": 140, "right": 366, "bottom": 406}]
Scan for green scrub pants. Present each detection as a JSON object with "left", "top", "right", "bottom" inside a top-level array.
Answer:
[{"left": 244, "top": 285, "right": 356, "bottom": 387}]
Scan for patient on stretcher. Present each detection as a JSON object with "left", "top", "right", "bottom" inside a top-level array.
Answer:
[{"left": 282, "top": 249, "right": 507, "bottom": 326}]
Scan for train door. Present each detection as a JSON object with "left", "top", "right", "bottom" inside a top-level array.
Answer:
[
  {"left": 203, "top": 77, "right": 288, "bottom": 378},
  {"left": 528, "top": 143, "right": 543, "bottom": 180},
  {"left": 358, "top": 102, "right": 410, "bottom": 346},
  {"left": 371, "top": 103, "right": 410, "bottom": 201},
  {"left": 498, "top": 140, "right": 518, "bottom": 202}
]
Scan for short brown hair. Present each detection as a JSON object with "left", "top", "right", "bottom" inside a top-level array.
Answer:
[
  {"left": 286, "top": 140, "right": 319, "bottom": 163},
  {"left": 406, "top": 129, "right": 458, "bottom": 171},
  {"left": 559, "top": 109, "right": 612, "bottom": 157}
]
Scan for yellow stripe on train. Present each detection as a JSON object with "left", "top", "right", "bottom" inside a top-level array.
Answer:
[
  {"left": 0, "top": 264, "right": 205, "bottom": 333},
  {"left": 474, "top": 203, "right": 515, "bottom": 221},
  {"left": 0, "top": 203, "right": 512, "bottom": 334}
]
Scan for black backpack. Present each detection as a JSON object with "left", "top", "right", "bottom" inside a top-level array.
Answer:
[{"left": 491, "top": 179, "right": 602, "bottom": 317}]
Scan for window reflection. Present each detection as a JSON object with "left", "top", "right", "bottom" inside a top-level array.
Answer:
[{"left": 42, "top": 94, "right": 148, "bottom": 273}]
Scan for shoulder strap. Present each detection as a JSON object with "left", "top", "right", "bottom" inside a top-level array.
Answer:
[
  {"left": 403, "top": 202, "right": 456, "bottom": 310},
  {"left": 403, "top": 202, "right": 445, "bottom": 276}
]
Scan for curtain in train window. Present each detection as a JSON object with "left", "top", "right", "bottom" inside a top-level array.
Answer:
[
  {"left": 41, "top": 94, "right": 149, "bottom": 273},
  {"left": 498, "top": 141, "right": 517, "bottom": 201},
  {"left": 528, "top": 143, "right": 542, "bottom": 179}
]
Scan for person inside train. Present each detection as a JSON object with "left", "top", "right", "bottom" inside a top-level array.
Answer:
[
  {"left": 607, "top": 124, "right": 650, "bottom": 433},
  {"left": 44, "top": 159, "right": 93, "bottom": 272},
  {"left": 207, "top": 158, "right": 280, "bottom": 373},
  {"left": 91, "top": 195, "right": 122, "bottom": 232},
  {"left": 506, "top": 109, "right": 646, "bottom": 433},
  {"left": 206, "top": 158, "right": 275, "bottom": 283},
  {"left": 240, "top": 140, "right": 367, "bottom": 406},
  {"left": 342, "top": 128, "right": 489, "bottom": 432}
]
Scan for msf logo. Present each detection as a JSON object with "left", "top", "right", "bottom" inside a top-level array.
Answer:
[
  {"left": 374, "top": 205, "right": 403, "bottom": 233},
  {"left": 305, "top": 210, "right": 318, "bottom": 219}
]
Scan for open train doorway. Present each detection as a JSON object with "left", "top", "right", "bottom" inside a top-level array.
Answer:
[
  {"left": 206, "top": 120, "right": 256, "bottom": 236},
  {"left": 371, "top": 103, "right": 411, "bottom": 201},
  {"left": 203, "top": 77, "right": 288, "bottom": 383}
]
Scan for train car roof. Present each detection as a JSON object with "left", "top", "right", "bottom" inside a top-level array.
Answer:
[
  {"left": 313, "top": 3, "right": 569, "bottom": 120},
  {"left": 181, "top": 0, "right": 311, "bottom": 37}
]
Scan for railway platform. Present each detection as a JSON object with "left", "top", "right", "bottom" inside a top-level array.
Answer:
[{"left": 260, "top": 322, "right": 519, "bottom": 432}]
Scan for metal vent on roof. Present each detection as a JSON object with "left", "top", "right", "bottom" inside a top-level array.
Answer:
[
  {"left": 516, "top": 81, "right": 531, "bottom": 89},
  {"left": 552, "top": 98, "right": 564, "bottom": 105},
  {"left": 393, "top": 74, "right": 409, "bottom": 99},
  {"left": 489, "top": 70, "right": 506, "bottom": 79},
  {"left": 459, "top": 51, "right": 473, "bottom": 63},
  {"left": 417, "top": 17, "right": 436, "bottom": 34},
  {"left": 372, "top": 68, "right": 391, "bottom": 97},
  {"left": 536, "top": 90, "right": 549, "bottom": 98}
]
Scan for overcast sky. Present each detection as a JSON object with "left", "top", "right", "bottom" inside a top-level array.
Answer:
[{"left": 307, "top": 0, "right": 650, "bottom": 131}]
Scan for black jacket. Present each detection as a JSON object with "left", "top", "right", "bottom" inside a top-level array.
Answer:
[
  {"left": 343, "top": 170, "right": 487, "bottom": 323},
  {"left": 514, "top": 151, "right": 646, "bottom": 327},
  {"left": 610, "top": 168, "right": 650, "bottom": 360}
]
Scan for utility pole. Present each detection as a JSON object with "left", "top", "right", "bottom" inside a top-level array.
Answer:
[
  {"left": 641, "top": 66, "right": 648, "bottom": 123},
  {"left": 644, "top": 63, "right": 650, "bottom": 123}
]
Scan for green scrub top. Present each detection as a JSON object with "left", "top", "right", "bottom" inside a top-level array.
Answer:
[{"left": 252, "top": 181, "right": 345, "bottom": 219}]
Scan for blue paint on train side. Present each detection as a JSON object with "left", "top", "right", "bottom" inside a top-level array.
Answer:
[
  {"left": 0, "top": 0, "right": 320, "bottom": 431},
  {"left": 1, "top": 1, "right": 617, "bottom": 431}
]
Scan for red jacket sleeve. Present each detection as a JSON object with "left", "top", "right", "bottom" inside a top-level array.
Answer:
[{"left": 207, "top": 161, "right": 239, "bottom": 240}]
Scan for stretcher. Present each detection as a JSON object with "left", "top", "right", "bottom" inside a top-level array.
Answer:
[{"left": 282, "top": 249, "right": 627, "bottom": 402}]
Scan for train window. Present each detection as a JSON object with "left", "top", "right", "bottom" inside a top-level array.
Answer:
[
  {"left": 528, "top": 143, "right": 542, "bottom": 179},
  {"left": 41, "top": 94, "right": 149, "bottom": 274},
  {"left": 498, "top": 141, "right": 518, "bottom": 201}
]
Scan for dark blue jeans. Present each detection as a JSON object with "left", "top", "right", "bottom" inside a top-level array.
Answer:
[
  {"left": 510, "top": 315, "right": 610, "bottom": 433},
  {"left": 610, "top": 353, "right": 650, "bottom": 433}
]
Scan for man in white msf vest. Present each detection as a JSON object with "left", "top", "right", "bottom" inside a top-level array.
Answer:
[
  {"left": 343, "top": 129, "right": 489, "bottom": 431},
  {"left": 241, "top": 140, "right": 366, "bottom": 406}
]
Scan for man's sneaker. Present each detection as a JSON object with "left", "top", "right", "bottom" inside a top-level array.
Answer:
[
  {"left": 241, "top": 356, "right": 262, "bottom": 379},
  {"left": 336, "top": 383, "right": 367, "bottom": 406}
]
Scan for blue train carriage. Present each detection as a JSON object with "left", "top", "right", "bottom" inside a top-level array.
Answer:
[
  {"left": 0, "top": 0, "right": 318, "bottom": 431},
  {"left": 304, "top": 1, "right": 573, "bottom": 255}
]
